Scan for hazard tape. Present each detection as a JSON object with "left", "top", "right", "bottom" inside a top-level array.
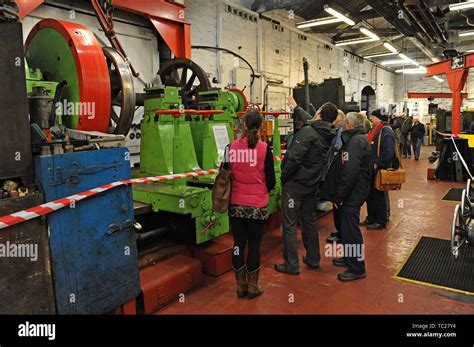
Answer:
[{"left": 0, "top": 169, "right": 219, "bottom": 230}]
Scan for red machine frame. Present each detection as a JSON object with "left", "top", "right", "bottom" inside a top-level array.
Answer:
[
  {"left": 426, "top": 53, "right": 474, "bottom": 135},
  {"left": 15, "top": 0, "right": 192, "bottom": 59}
]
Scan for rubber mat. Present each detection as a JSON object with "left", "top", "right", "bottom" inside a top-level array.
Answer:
[
  {"left": 441, "top": 188, "right": 465, "bottom": 201},
  {"left": 394, "top": 236, "right": 474, "bottom": 295}
]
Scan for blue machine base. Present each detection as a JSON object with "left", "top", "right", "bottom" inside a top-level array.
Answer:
[{"left": 35, "top": 148, "right": 140, "bottom": 314}]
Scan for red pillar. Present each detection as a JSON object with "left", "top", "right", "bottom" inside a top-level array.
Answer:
[{"left": 446, "top": 69, "right": 468, "bottom": 135}]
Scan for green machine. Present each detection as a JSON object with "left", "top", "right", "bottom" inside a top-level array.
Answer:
[{"left": 132, "top": 86, "right": 229, "bottom": 244}]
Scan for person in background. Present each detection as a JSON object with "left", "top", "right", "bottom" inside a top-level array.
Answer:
[
  {"left": 275, "top": 100, "right": 337, "bottom": 275},
  {"left": 321, "top": 112, "right": 372, "bottom": 281},
  {"left": 326, "top": 109, "right": 346, "bottom": 245},
  {"left": 360, "top": 109, "right": 395, "bottom": 230},
  {"left": 360, "top": 110, "right": 372, "bottom": 134},
  {"left": 409, "top": 117, "right": 425, "bottom": 161},
  {"left": 390, "top": 114, "right": 403, "bottom": 153},
  {"left": 228, "top": 108, "right": 276, "bottom": 299},
  {"left": 400, "top": 113, "right": 413, "bottom": 159}
]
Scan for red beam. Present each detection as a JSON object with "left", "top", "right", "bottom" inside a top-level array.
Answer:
[
  {"left": 15, "top": 0, "right": 44, "bottom": 19},
  {"left": 113, "top": 0, "right": 191, "bottom": 58},
  {"left": 407, "top": 92, "right": 468, "bottom": 99}
]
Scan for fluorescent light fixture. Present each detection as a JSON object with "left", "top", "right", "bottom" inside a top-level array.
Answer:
[
  {"left": 468, "top": 49, "right": 474, "bottom": 52},
  {"left": 296, "top": 17, "right": 342, "bottom": 29},
  {"left": 360, "top": 28, "right": 379, "bottom": 40},
  {"left": 431, "top": 57, "right": 440, "bottom": 62},
  {"left": 433, "top": 76, "right": 444, "bottom": 82},
  {"left": 395, "top": 66, "right": 427, "bottom": 74},
  {"left": 364, "top": 51, "right": 398, "bottom": 58},
  {"left": 324, "top": 6, "right": 355, "bottom": 26},
  {"left": 399, "top": 53, "right": 420, "bottom": 66},
  {"left": 381, "top": 59, "right": 412, "bottom": 65},
  {"left": 335, "top": 37, "right": 378, "bottom": 46},
  {"left": 335, "top": 28, "right": 380, "bottom": 46},
  {"left": 449, "top": 1, "right": 474, "bottom": 11},
  {"left": 383, "top": 42, "right": 398, "bottom": 53},
  {"left": 459, "top": 30, "right": 474, "bottom": 37}
]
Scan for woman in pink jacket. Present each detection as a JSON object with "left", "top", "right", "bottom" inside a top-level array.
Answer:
[{"left": 227, "top": 108, "right": 275, "bottom": 299}]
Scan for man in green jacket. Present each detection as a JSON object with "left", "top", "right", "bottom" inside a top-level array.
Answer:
[{"left": 275, "top": 99, "right": 337, "bottom": 275}]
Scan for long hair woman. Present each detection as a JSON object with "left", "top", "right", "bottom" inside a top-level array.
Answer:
[{"left": 227, "top": 108, "right": 275, "bottom": 299}]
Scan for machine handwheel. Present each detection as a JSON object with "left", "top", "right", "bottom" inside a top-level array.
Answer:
[
  {"left": 103, "top": 47, "right": 136, "bottom": 135},
  {"left": 451, "top": 204, "right": 467, "bottom": 260},
  {"left": 158, "top": 58, "right": 211, "bottom": 109}
]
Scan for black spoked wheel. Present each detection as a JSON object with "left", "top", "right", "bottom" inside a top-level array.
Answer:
[{"left": 158, "top": 58, "right": 211, "bottom": 109}]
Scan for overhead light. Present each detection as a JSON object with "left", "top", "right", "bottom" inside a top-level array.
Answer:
[
  {"left": 324, "top": 6, "right": 355, "bottom": 26},
  {"left": 381, "top": 59, "right": 413, "bottom": 65},
  {"left": 335, "top": 37, "right": 378, "bottom": 46},
  {"left": 395, "top": 66, "right": 427, "bottom": 74},
  {"left": 296, "top": 17, "right": 342, "bottom": 29},
  {"left": 468, "top": 49, "right": 474, "bottom": 53},
  {"left": 449, "top": 1, "right": 474, "bottom": 11},
  {"left": 364, "top": 51, "right": 398, "bottom": 58},
  {"left": 431, "top": 57, "right": 440, "bottom": 63},
  {"left": 383, "top": 42, "right": 398, "bottom": 53},
  {"left": 433, "top": 76, "right": 444, "bottom": 82},
  {"left": 459, "top": 30, "right": 474, "bottom": 37},
  {"left": 360, "top": 28, "right": 380, "bottom": 40},
  {"left": 399, "top": 53, "right": 420, "bottom": 66},
  {"left": 335, "top": 27, "right": 379, "bottom": 46}
]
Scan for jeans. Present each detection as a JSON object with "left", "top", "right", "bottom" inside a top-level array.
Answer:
[
  {"left": 339, "top": 204, "right": 366, "bottom": 275},
  {"left": 281, "top": 181, "right": 320, "bottom": 271},
  {"left": 401, "top": 134, "right": 411, "bottom": 156},
  {"left": 412, "top": 138, "right": 422, "bottom": 160},
  {"left": 231, "top": 217, "right": 264, "bottom": 271}
]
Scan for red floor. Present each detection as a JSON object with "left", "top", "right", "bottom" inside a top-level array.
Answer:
[{"left": 159, "top": 146, "right": 474, "bottom": 314}]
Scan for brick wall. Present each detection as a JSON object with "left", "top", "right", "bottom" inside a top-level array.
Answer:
[{"left": 184, "top": 0, "right": 397, "bottom": 113}]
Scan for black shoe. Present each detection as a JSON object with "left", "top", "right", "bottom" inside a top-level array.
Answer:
[
  {"left": 359, "top": 218, "right": 372, "bottom": 226},
  {"left": 415, "top": 158, "right": 419, "bottom": 161},
  {"left": 402, "top": 155, "right": 407, "bottom": 159},
  {"left": 332, "top": 258, "right": 349, "bottom": 267},
  {"left": 337, "top": 270, "right": 367, "bottom": 282},
  {"left": 302, "top": 256, "right": 320, "bottom": 269},
  {"left": 366, "top": 223, "right": 386, "bottom": 230},
  {"left": 274, "top": 263, "right": 299, "bottom": 275},
  {"left": 326, "top": 235, "right": 342, "bottom": 244}
]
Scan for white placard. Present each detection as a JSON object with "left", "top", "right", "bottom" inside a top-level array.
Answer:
[{"left": 212, "top": 125, "right": 230, "bottom": 159}]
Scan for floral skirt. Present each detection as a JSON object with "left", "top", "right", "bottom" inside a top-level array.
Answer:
[{"left": 229, "top": 204, "right": 269, "bottom": 220}]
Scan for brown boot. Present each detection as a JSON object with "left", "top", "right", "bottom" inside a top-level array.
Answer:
[
  {"left": 233, "top": 265, "right": 247, "bottom": 298},
  {"left": 246, "top": 266, "right": 263, "bottom": 299}
]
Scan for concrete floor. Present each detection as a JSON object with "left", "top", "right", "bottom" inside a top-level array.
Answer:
[{"left": 160, "top": 146, "right": 474, "bottom": 314}]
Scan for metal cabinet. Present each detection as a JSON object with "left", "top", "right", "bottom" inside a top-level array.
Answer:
[
  {"left": 0, "top": 193, "right": 55, "bottom": 314},
  {"left": 34, "top": 148, "right": 140, "bottom": 314}
]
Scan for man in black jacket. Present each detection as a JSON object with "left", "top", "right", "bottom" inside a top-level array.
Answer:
[
  {"left": 361, "top": 109, "right": 396, "bottom": 230},
  {"left": 321, "top": 112, "right": 372, "bottom": 281},
  {"left": 274, "top": 101, "right": 337, "bottom": 275},
  {"left": 409, "top": 117, "right": 425, "bottom": 161}
]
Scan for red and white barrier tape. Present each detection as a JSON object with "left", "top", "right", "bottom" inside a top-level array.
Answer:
[{"left": 0, "top": 169, "right": 219, "bottom": 230}]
